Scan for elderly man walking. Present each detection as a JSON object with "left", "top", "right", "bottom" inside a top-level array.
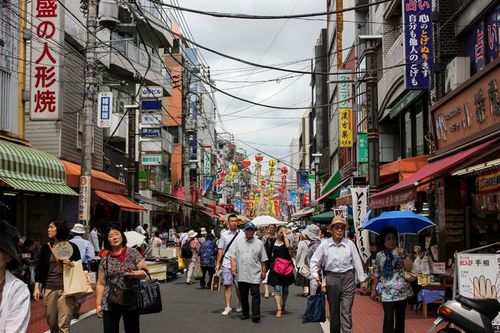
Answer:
[
  {"left": 310, "top": 216, "right": 368, "bottom": 333},
  {"left": 229, "top": 222, "right": 267, "bottom": 323}
]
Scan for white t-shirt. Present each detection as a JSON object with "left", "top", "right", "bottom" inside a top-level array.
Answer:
[{"left": 217, "top": 229, "right": 244, "bottom": 269}]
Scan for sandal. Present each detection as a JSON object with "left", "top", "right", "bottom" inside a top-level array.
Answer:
[{"left": 276, "top": 309, "right": 282, "bottom": 318}]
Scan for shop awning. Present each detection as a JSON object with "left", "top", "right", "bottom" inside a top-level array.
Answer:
[
  {"left": 314, "top": 177, "right": 350, "bottom": 204},
  {"left": 291, "top": 207, "right": 315, "bottom": 219},
  {"left": 62, "top": 160, "right": 126, "bottom": 194},
  {"left": 95, "top": 190, "right": 146, "bottom": 212},
  {"left": 154, "top": 191, "right": 211, "bottom": 211},
  {"left": 371, "top": 139, "right": 498, "bottom": 209},
  {"left": 0, "top": 140, "right": 78, "bottom": 195},
  {"left": 320, "top": 171, "right": 340, "bottom": 195},
  {"left": 200, "top": 210, "right": 220, "bottom": 219},
  {"left": 135, "top": 194, "right": 166, "bottom": 208},
  {"left": 380, "top": 155, "right": 430, "bottom": 185},
  {"left": 311, "top": 210, "right": 334, "bottom": 223}
]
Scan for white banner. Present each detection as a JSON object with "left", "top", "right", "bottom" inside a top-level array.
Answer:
[
  {"left": 78, "top": 176, "right": 91, "bottom": 223},
  {"left": 351, "top": 187, "right": 371, "bottom": 263},
  {"left": 457, "top": 252, "right": 500, "bottom": 329},
  {"left": 30, "top": 0, "right": 63, "bottom": 120}
]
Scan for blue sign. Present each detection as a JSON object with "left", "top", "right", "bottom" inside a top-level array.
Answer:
[
  {"left": 298, "top": 171, "right": 311, "bottom": 192},
  {"left": 203, "top": 176, "right": 214, "bottom": 195},
  {"left": 403, "top": 0, "right": 433, "bottom": 89},
  {"left": 141, "top": 100, "right": 162, "bottom": 110},
  {"left": 140, "top": 127, "right": 161, "bottom": 139}
]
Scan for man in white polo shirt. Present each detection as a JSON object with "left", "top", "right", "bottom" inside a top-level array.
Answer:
[{"left": 215, "top": 214, "right": 244, "bottom": 315}]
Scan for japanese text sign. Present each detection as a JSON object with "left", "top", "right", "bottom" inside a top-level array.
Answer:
[
  {"left": 30, "top": 0, "right": 63, "bottom": 120},
  {"left": 339, "top": 108, "right": 353, "bottom": 147},
  {"left": 97, "top": 92, "right": 113, "bottom": 128},
  {"left": 357, "top": 133, "right": 368, "bottom": 163},
  {"left": 457, "top": 252, "right": 500, "bottom": 328},
  {"left": 403, "top": 0, "right": 433, "bottom": 89}
]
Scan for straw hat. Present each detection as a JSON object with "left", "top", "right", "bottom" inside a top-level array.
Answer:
[
  {"left": 71, "top": 223, "right": 85, "bottom": 235},
  {"left": 187, "top": 230, "right": 198, "bottom": 238},
  {"left": 329, "top": 215, "right": 348, "bottom": 228},
  {"left": 200, "top": 227, "right": 207, "bottom": 235}
]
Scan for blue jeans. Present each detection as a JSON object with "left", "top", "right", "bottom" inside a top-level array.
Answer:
[{"left": 272, "top": 285, "right": 289, "bottom": 295}]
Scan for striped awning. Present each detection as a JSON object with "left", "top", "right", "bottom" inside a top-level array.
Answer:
[{"left": 0, "top": 140, "right": 78, "bottom": 196}]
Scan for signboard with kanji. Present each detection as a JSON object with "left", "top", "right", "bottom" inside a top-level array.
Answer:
[
  {"left": 357, "top": 133, "right": 368, "bottom": 162},
  {"left": 30, "top": 0, "right": 63, "bottom": 120},
  {"left": 403, "top": 0, "right": 433, "bottom": 89},
  {"left": 457, "top": 252, "right": 500, "bottom": 329},
  {"left": 97, "top": 92, "right": 113, "bottom": 128},
  {"left": 339, "top": 108, "right": 353, "bottom": 147}
]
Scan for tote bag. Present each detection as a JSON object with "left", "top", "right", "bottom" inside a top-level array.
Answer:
[
  {"left": 302, "top": 292, "right": 326, "bottom": 323},
  {"left": 63, "top": 260, "right": 93, "bottom": 297},
  {"left": 136, "top": 271, "right": 162, "bottom": 314}
]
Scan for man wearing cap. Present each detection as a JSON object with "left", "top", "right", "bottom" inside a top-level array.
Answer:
[
  {"left": 229, "top": 222, "right": 267, "bottom": 323},
  {"left": 69, "top": 224, "right": 94, "bottom": 271},
  {"left": 0, "top": 220, "right": 31, "bottom": 332},
  {"left": 310, "top": 215, "right": 368, "bottom": 333},
  {"left": 185, "top": 230, "right": 201, "bottom": 285}
]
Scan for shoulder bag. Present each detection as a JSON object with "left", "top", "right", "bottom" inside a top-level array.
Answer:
[
  {"left": 105, "top": 255, "right": 138, "bottom": 311},
  {"left": 136, "top": 269, "right": 162, "bottom": 314}
]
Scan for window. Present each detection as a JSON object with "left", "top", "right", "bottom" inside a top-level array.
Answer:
[
  {"left": 404, "top": 111, "right": 413, "bottom": 157},
  {"left": 415, "top": 103, "right": 425, "bottom": 155},
  {"left": 0, "top": 70, "right": 11, "bottom": 131}
]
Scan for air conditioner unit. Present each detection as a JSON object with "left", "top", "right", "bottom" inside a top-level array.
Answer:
[{"left": 445, "top": 57, "right": 470, "bottom": 93}]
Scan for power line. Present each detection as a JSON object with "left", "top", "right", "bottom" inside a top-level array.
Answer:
[{"left": 150, "top": 0, "right": 391, "bottom": 20}]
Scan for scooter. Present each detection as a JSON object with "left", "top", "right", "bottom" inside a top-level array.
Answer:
[{"left": 428, "top": 295, "right": 500, "bottom": 333}]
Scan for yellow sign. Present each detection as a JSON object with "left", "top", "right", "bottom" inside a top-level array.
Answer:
[
  {"left": 339, "top": 108, "right": 352, "bottom": 147},
  {"left": 477, "top": 170, "right": 500, "bottom": 193}
]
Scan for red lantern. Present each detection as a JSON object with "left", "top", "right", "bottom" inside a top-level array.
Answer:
[
  {"left": 220, "top": 170, "right": 227, "bottom": 177},
  {"left": 280, "top": 166, "right": 288, "bottom": 174},
  {"left": 255, "top": 154, "right": 264, "bottom": 163},
  {"left": 242, "top": 159, "right": 251, "bottom": 167},
  {"left": 260, "top": 179, "right": 267, "bottom": 185}
]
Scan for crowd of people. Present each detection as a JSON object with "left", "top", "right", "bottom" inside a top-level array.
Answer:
[{"left": 0, "top": 213, "right": 420, "bottom": 333}]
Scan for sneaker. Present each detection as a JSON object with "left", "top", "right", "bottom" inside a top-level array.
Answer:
[
  {"left": 222, "top": 307, "right": 232, "bottom": 316},
  {"left": 235, "top": 306, "right": 242, "bottom": 313}
]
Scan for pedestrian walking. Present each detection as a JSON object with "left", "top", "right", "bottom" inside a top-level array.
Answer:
[
  {"left": 267, "top": 225, "right": 295, "bottom": 318},
  {"left": 182, "top": 230, "right": 200, "bottom": 285},
  {"left": 261, "top": 224, "right": 277, "bottom": 298},
  {"left": 0, "top": 220, "right": 31, "bottom": 333},
  {"left": 149, "top": 232, "right": 162, "bottom": 248},
  {"left": 96, "top": 224, "right": 148, "bottom": 333},
  {"left": 34, "top": 221, "right": 81, "bottom": 333},
  {"left": 300, "top": 224, "right": 322, "bottom": 295},
  {"left": 198, "top": 228, "right": 207, "bottom": 244},
  {"left": 295, "top": 230, "right": 312, "bottom": 296},
  {"left": 371, "top": 227, "right": 413, "bottom": 333},
  {"left": 229, "top": 222, "right": 267, "bottom": 323},
  {"left": 69, "top": 223, "right": 95, "bottom": 320},
  {"left": 215, "top": 214, "right": 243, "bottom": 316},
  {"left": 310, "top": 216, "right": 368, "bottom": 333},
  {"left": 198, "top": 234, "right": 217, "bottom": 289},
  {"left": 89, "top": 225, "right": 101, "bottom": 256}
]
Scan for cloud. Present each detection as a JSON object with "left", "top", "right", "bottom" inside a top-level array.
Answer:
[{"left": 175, "top": 0, "right": 324, "bottom": 166}]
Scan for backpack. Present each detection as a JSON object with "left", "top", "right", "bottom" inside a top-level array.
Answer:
[{"left": 181, "top": 240, "right": 193, "bottom": 259}]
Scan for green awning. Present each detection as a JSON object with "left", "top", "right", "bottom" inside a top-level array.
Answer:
[
  {"left": 0, "top": 140, "right": 78, "bottom": 196},
  {"left": 320, "top": 170, "right": 340, "bottom": 195},
  {"left": 389, "top": 90, "right": 423, "bottom": 119},
  {"left": 311, "top": 210, "right": 334, "bottom": 223}
]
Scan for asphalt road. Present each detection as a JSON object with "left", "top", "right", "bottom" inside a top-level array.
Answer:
[{"left": 71, "top": 277, "right": 324, "bottom": 333}]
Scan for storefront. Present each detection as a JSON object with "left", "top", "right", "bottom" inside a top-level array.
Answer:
[{"left": 0, "top": 139, "right": 78, "bottom": 241}]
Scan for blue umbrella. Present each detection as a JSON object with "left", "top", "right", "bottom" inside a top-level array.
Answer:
[{"left": 362, "top": 210, "right": 435, "bottom": 235}]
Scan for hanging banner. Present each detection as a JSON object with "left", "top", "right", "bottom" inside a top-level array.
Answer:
[
  {"left": 357, "top": 133, "right": 368, "bottom": 162},
  {"left": 351, "top": 187, "right": 371, "bottom": 263},
  {"left": 339, "top": 108, "right": 353, "bottom": 147},
  {"left": 403, "top": 0, "right": 433, "bottom": 89},
  {"left": 30, "top": 0, "right": 63, "bottom": 120},
  {"left": 336, "top": 0, "right": 343, "bottom": 68},
  {"left": 78, "top": 176, "right": 91, "bottom": 223}
]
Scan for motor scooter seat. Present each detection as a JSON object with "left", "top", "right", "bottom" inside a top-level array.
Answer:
[{"left": 456, "top": 295, "right": 500, "bottom": 318}]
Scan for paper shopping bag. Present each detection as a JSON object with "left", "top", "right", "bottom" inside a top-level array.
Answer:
[{"left": 63, "top": 260, "right": 93, "bottom": 297}]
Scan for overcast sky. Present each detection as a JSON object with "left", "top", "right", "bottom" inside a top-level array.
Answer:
[{"left": 170, "top": 0, "right": 326, "bottom": 166}]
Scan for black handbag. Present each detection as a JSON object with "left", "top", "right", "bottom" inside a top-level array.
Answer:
[
  {"left": 136, "top": 270, "right": 162, "bottom": 314},
  {"left": 105, "top": 255, "right": 138, "bottom": 311}
]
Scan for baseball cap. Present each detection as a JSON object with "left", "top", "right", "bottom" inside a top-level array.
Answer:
[{"left": 243, "top": 222, "right": 256, "bottom": 230}]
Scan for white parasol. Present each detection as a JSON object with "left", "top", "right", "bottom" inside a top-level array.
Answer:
[
  {"left": 251, "top": 215, "right": 287, "bottom": 227},
  {"left": 124, "top": 231, "right": 146, "bottom": 248}
]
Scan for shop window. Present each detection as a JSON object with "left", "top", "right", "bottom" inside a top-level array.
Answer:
[{"left": 379, "top": 133, "right": 396, "bottom": 163}]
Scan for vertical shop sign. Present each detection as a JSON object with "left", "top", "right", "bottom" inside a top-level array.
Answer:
[
  {"left": 97, "top": 92, "right": 113, "bottom": 128},
  {"left": 203, "top": 148, "right": 211, "bottom": 175},
  {"left": 486, "top": 5, "right": 500, "bottom": 63},
  {"left": 351, "top": 187, "right": 371, "bottom": 263},
  {"left": 357, "top": 133, "right": 368, "bottom": 162},
  {"left": 339, "top": 108, "right": 353, "bottom": 147},
  {"left": 30, "top": 0, "right": 63, "bottom": 120},
  {"left": 336, "top": 0, "right": 343, "bottom": 69},
  {"left": 403, "top": 0, "right": 433, "bottom": 89}
]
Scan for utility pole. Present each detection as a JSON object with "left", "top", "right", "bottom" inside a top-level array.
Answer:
[
  {"left": 78, "top": 0, "right": 98, "bottom": 226},
  {"left": 364, "top": 36, "right": 381, "bottom": 194}
]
